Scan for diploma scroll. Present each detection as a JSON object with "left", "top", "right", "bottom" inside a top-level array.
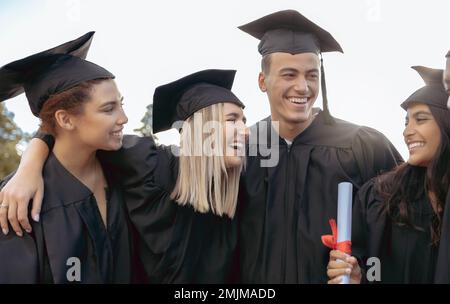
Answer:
[
  {"left": 321, "top": 182, "right": 353, "bottom": 284},
  {"left": 337, "top": 182, "right": 353, "bottom": 284}
]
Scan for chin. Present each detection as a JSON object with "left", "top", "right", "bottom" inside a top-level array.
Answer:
[
  {"left": 225, "top": 157, "right": 243, "bottom": 169},
  {"left": 110, "top": 143, "right": 123, "bottom": 151},
  {"left": 407, "top": 157, "right": 429, "bottom": 168},
  {"left": 285, "top": 112, "right": 311, "bottom": 123},
  {"left": 102, "top": 142, "right": 123, "bottom": 151},
  {"left": 295, "top": 116, "right": 310, "bottom": 123}
]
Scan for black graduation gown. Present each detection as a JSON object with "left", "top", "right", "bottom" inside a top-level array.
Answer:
[
  {"left": 0, "top": 153, "right": 133, "bottom": 283},
  {"left": 353, "top": 179, "right": 442, "bottom": 283},
  {"left": 434, "top": 186, "right": 450, "bottom": 283},
  {"left": 238, "top": 110, "right": 403, "bottom": 283},
  {"left": 103, "top": 135, "right": 238, "bottom": 283}
]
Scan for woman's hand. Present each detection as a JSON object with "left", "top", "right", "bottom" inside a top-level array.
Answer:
[
  {"left": 327, "top": 250, "right": 362, "bottom": 284},
  {"left": 0, "top": 170, "right": 43, "bottom": 236},
  {"left": 0, "top": 138, "right": 48, "bottom": 236}
]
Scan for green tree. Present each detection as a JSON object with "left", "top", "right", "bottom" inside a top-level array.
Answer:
[
  {"left": 134, "top": 104, "right": 155, "bottom": 137},
  {"left": 0, "top": 103, "right": 28, "bottom": 179}
]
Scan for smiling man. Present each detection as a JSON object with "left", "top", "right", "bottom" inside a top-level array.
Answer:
[{"left": 237, "top": 10, "right": 403, "bottom": 283}]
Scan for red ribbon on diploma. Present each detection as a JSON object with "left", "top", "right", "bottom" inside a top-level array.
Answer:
[{"left": 321, "top": 219, "right": 352, "bottom": 255}]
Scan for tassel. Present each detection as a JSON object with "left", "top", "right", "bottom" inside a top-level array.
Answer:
[{"left": 320, "top": 54, "right": 335, "bottom": 125}]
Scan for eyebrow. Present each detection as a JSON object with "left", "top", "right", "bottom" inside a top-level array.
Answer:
[
  {"left": 306, "top": 68, "right": 319, "bottom": 74},
  {"left": 279, "top": 68, "right": 299, "bottom": 74},
  {"left": 226, "top": 112, "right": 247, "bottom": 123},
  {"left": 279, "top": 67, "right": 319, "bottom": 74},
  {"left": 412, "top": 111, "right": 432, "bottom": 117},
  {"left": 99, "top": 96, "right": 124, "bottom": 108},
  {"left": 406, "top": 111, "right": 432, "bottom": 120}
]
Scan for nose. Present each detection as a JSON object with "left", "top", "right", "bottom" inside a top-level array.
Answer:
[
  {"left": 118, "top": 107, "right": 128, "bottom": 125},
  {"left": 236, "top": 121, "right": 250, "bottom": 142},
  {"left": 403, "top": 122, "right": 415, "bottom": 139},
  {"left": 242, "top": 126, "right": 250, "bottom": 143},
  {"left": 294, "top": 76, "right": 309, "bottom": 94}
]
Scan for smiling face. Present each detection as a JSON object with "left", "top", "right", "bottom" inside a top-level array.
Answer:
[
  {"left": 71, "top": 79, "right": 128, "bottom": 151},
  {"left": 258, "top": 52, "right": 320, "bottom": 128},
  {"left": 223, "top": 102, "right": 248, "bottom": 169},
  {"left": 403, "top": 103, "right": 441, "bottom": 167}
]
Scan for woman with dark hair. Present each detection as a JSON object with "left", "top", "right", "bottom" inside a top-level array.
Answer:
[
  {"left": 327, "top": 66, "right": 450, "bottom": 284},
  {"left": 0, "top": 32, "right": 132, "bottom": 283}
]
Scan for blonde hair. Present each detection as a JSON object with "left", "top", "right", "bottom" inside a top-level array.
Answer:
[{"left": 170, "top": 103, "right": 244, "bottom": 218}]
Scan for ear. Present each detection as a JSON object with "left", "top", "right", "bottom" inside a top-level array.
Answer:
[
  {"left": 54, "top": 109, "right": 75, "bottom": 131},
  {"left": 258, "top": 72, "right": 267, "bottom": 92}
]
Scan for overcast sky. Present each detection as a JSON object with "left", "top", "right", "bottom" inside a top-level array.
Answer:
[{"left": 1, "top": 0, "right": 449, "bottom": 159}]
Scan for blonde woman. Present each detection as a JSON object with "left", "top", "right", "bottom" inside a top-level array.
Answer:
[{"left": 1, "top": 69, "right": 249, "bottom": 283}]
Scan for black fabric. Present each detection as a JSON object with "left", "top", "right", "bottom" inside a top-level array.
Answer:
[
  {"left": 101, "top": 135, "right": 238, "bottom": 283},
  {"left": 237, "top": 109, "right": 403, "bottom": 283},
  {"left": 401, "top": 66, "right": 448, "bottom": 110},
  {"left": 0, "top": 153, "right": 133, "bottom": 283},
  {"left": 152, "top": 69, "right": 244, "bottom": 133},
  {"left": 33, "top": 130, "right": 55, "bottom": 150},
  {"left": 353, "top": 179, "right": 445, "bottom": 283},
  {"left": 0, "top": 32, "right": 114, "bottom": 116},
  {"left": 238, "top": 10, "right": 343, "bottom": 56},
  {"left": 435, "top": 187, "right": 450, "bottom": 283}
]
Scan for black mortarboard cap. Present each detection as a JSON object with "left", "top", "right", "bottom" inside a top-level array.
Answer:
[
  {"left": 401, "top": 66, "right": 448, "bottom": 110},
  {"left": 238, "top": 10, "right": 343, "bottom": 124},
  {"left": 0, "top": 32, "right": 114, "bottom": 117},
  {"left": 238, "top": 9, "right": 343, "bottom": 56},
  {"left": 152, "top": 69, "right": 245, "bottom": 133}
]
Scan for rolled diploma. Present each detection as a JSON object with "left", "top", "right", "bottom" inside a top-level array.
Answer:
[{"left": 337, "top": 182, "right": 353, "bottom": 284}]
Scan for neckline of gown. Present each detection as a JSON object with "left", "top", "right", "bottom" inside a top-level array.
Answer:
[{"left": 43, "top": 152, "right": 111, "bottom": 211}]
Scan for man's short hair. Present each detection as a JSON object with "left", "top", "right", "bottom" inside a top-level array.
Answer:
[{"left": 261, "top": 54, "right": 272, "bottom": 75}]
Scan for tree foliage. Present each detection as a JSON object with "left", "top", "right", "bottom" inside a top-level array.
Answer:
[
  {"left": 0, "top": 103, "right": 28, "bottom": 179},
  {"left": 134, "top": 104, "right": 155, "bottom": 137}
]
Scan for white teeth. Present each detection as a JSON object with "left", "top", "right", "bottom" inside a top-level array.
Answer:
[
  {"left": 231, "top": 143, "right": 244, "bottom": 149},
  {"left": 112, "top": 131, "right": 123, "bottom": 137},
  {"left": 408, "top": 142, "right": 424, "bottom": 150},
  {"left": 289, "top": 97, "right": 308, "bottom": 104}
]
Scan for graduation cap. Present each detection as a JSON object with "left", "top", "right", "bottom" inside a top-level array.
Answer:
[
  {"left": 0, "top": 31, "right": 114, "bottom": 117},
  {"left": 152, "top": 69, "right": 245, "bottom": 133},
  {"left": 238, "top": 9, "right": 343, "bottom": 124},
  {"left": 401, "top": 66, "right": 448, "bottom": 110}
]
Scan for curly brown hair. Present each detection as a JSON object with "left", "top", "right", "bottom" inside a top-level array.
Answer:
[{"left": 39, "top": 79, "right": 108, "bottom": 135}]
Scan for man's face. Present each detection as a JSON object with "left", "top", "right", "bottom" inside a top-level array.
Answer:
[
  {"left": 258, "top": 52, "right": 320, "bottom": 126},
  {"left": 444, "top": 57, "right": 450, "bottom": 110}
]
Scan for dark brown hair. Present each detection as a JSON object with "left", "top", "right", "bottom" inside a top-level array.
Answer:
[{"left": 39, "top": 79, "right": 107, "bottom": 135}]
